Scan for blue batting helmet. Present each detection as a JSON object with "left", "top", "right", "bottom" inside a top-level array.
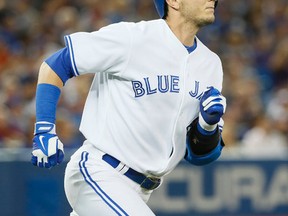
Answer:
[
  {"left": 153, "top": 0, "right": 218, "bottom": 18},
  {"left": 153, "top": 0, "right": 166, "bottom": 18}
]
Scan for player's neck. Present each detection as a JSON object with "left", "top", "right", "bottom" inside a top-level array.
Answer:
[{"left": 165, "top": 17, "right": 199, "bottom": 47}]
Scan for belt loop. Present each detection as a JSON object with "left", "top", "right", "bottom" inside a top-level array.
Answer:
[
  {"left": 114, "top": 162, "right": 125, "bottom": 172},
  {"left": 118, "top": 165, "right": 129, "bottom": 175}
]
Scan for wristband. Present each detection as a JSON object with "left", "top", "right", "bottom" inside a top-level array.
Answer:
[
  {"left": 197, "top": 122, "right": 216, "bottom": 136},
  {"left": 198, "top": 113, "right": 217, "bottom": 132},
  {"left": 36, "top": 83, "right": 61, "bottom": 123}
]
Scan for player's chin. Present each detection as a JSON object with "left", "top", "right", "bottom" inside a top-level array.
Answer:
[
  {"left": 197, "top": 16, "right": 215, "bottom": 27},
  {"left": 205, "top": 12, "right": 216, "bottom": 22}
]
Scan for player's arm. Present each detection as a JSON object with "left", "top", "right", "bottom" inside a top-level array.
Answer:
[
  {"left": 31, "top": 47, "right": 76, "bottom": 168},
  {"left": 37, "top": 62, "right": 64, "bottom": 87},
  {"left": 184, "top": 87, "right": 226, "bottom": 166}
]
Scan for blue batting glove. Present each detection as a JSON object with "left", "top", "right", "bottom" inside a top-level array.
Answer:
[
  {"left": 199, "top": 87, "right": 226, "bottom": 131},
  {"left": 31, "top": 122, "right": 64, "bottom": 168}
]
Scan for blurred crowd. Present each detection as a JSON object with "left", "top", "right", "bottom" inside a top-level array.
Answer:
[{"left": 0, "top": 0, "right": 287, "bottom": 157}]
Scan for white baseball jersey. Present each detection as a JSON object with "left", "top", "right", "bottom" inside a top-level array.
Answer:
[{"left": 64, "top": 19, "right": 223, "bottom": 177}]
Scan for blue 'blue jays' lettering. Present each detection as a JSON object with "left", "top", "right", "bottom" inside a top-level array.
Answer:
[
  {"left": 189, "top": 81, "right": 203, "bottom": 100},
  {"left": 132, "top": 75, "right": 180, "bottom": 97},
  {"left": 189, "top": 81, "right": 199, "bottom": 97}
]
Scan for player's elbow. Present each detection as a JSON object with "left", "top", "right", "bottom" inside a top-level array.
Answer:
[{"left": 38, "top": 62, "right": 64, "bottom": 87}]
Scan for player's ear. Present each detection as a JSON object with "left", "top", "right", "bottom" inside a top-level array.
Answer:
[{"left": 166, "top": 0, "right": 180, "bottom": 10}]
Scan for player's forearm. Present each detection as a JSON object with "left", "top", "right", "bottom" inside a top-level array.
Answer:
[
  {"left": 37, "top": 62, "right": 64, "bottom": 88},
  {"left": 35, "top": 62, "right": 63, "bottom": 123},
  {"left": 31, "top": 63, "right": 65, "bottom": 168}
]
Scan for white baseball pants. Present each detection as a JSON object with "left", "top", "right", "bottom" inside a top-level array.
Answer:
[{"left": 64, "top": 141, "right": 156, "bottom": 216}]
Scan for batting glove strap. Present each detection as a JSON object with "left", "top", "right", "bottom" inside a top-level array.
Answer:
[{"left": 34, "top": 121, "right": 56, "bottom": 135}]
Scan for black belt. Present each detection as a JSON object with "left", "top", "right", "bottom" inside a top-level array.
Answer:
[{"left": 102, "top": 154, "right": 161, "bottom": 190}]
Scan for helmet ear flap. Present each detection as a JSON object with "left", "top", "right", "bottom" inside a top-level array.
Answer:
[
  {"left": 153, "top": 0, "right": 166, "bottom": 18},
  {"left": 215, "top": 0, "right": 218, "bottom": 8}
]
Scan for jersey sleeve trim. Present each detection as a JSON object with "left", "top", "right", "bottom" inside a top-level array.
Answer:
[{"left": 64, "top": 35, "right": 79, "bottom": 76}]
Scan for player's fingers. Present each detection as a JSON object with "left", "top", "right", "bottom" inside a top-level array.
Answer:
[
  {"left": 57, "top": 149, "right": 64, "bottom": 164},
  {"left": 31, "top": 155, "right": 38, "bottom": 166},
  {"left": 46, "top": 149, "right": 64, "bottom": 168},
  {"left": 203, "top": 96, "right": 226, "bottom": 111},
  {"left": 44, "top": 163, "right": 51, "bottom": 168},
  {"left": 202, "top": 95, "right": 221, "bottom": 107},
  {"left": 48, "top": 154, "right": 58, "bottom": 167},
  {"left": 32, "top": 150, "right": 45, "bottom": 168},
  {"left": 203, "top": 101, "right": 224, "bottom": 112},
  {"left": 37, "top": 158, "right": 44, "bottom": 168},
  {"left": 32, "top": 149, "right": 47, "bottom": 158},
  {"left": 56, "top": 140, "right": 64, "bottom": 164},
  {"left": 37, "top": 156, "right": 51, "bottom": 168},
  {"left": 206, "top": 104, "right": 224, "bottom": 115},
  {"left": 43, "top": 156, "right": 52, "bottom": 168},
  {"left": 203, "top": 94, "right": 225, "bottom": 105}
]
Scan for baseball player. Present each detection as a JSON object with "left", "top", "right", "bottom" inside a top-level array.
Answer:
[{"left": 31, "top": 0, "right": 226, "bottom": 215}]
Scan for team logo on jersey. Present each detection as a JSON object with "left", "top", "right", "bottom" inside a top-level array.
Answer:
[{"left": 131, "top": 75, "right": 180, "bottom": 97}]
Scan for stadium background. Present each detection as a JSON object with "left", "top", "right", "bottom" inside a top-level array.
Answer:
[{"left": 0, "top": 0, "right": 287, "bottom": 215}]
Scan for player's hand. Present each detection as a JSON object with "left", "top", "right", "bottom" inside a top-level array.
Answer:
[
  {"left": 31, "top": 121, "right": 64, "bottom": 168},
  {"left": 199, "top": 87, "right": 226, "bottom": 131}
]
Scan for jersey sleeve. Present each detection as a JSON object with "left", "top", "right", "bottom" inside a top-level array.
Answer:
[{"left": 64, "top": 22, "right": 132, "bottom": 76}]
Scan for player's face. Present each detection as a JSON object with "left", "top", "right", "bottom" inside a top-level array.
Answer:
[{"left": 179, "top": 0, "right": 216, "bottom": 27}]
